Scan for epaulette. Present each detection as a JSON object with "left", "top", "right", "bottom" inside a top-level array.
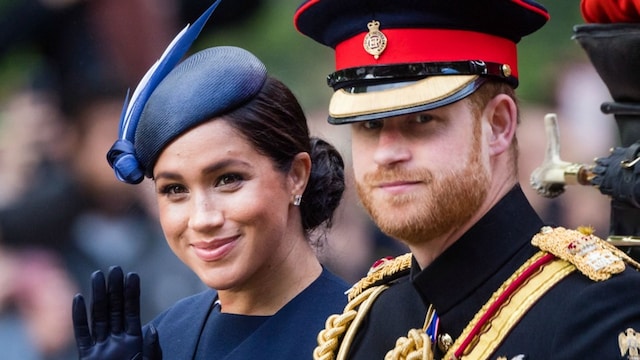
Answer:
[
  {"left": 532, "top": 226, "right": 640, "bottom": 281},
  {"left": 346, "top": 253, "right": 412, "bottom": 301}
]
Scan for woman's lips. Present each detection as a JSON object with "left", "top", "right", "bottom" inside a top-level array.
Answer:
[{"left": 191, "top": 236, "right": 238, "bottom": 262}]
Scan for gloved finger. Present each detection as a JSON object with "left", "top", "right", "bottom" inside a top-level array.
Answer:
[
  {"left": 143, "top": 325, "right": 161, "bottom": 360},
  {"left": 90, "top": 270, "right": 109, "bottom": 342},
  {"left": 72, "top": 293, "right": 94, "bottom": 353},
  {"left": 591, "top": 175, "right": 603, "bottom": 187},
  {"left": 124, "top": 272, "right": 142, "bottom": 337},
  {"left": 592, "top": 165, "right": 607, "bottom": 175},
  {"left": 107, "top": 266, "right": 125, "bottom": 335}
]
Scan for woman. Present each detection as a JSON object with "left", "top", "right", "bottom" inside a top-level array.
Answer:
[{"left": 71, "top": 28, "right": 348, "bottom": 360}]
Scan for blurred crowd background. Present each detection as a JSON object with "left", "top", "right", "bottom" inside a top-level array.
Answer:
[{"left": 0, "top": 0, "right": 618, "bottom": 359}]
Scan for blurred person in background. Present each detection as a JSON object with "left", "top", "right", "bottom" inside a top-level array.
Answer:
[
  {"left": 0, "top": 248, "right": 77, "bottom": 360},
  {"left": 0, "top": 87, "right": 80, "bottom": 360}
]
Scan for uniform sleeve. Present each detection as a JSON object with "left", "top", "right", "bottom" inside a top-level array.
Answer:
[{"left": 550, "top": 269, "right": 640, "bottom": 359}]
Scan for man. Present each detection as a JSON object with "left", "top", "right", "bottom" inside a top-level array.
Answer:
[{"left": 294, "top": 0, "right": 640, "bottom": 359}]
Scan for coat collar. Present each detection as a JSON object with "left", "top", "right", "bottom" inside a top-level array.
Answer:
[{"left": 410, "top": 185, "right": 544, "bottom": 315}]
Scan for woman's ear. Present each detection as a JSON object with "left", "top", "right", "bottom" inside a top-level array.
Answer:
[
  {"left": 484, "top": 94, "right": 518, "bottom": 157},
  {"left": 288, "top": 152, "right": 312, "bottom": 195}
]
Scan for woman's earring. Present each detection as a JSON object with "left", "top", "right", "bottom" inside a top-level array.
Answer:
[{"left": 293, "top": 194, "right": 302, "bottom": 206}]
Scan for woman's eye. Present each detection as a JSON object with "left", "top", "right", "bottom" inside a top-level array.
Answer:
[
  {"left": 216, "top": 173, "right": 243, "bottom": 187},
  {"left": 160, "top": 184, "right": 187, "bottom": 195}
]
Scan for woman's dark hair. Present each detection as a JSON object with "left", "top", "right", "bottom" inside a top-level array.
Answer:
[{"left": 224, "top": 76, "right": 345, "bottom": 237}]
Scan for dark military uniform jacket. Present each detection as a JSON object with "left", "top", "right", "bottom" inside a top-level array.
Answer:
[{"left": 341, "top": 186, "right": 640, "bottom": 359}]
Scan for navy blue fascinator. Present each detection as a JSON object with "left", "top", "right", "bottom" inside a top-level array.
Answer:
[
  {"left": 135, "top": 46, "right": 267, "bottom": 178},
  {"left": 107, "top": 0, "right": 266, "bottom": 184}
]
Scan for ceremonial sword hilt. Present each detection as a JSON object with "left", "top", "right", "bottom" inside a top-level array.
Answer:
[{"left": 529, "top": 113, "right": 595, "bottom": 198}]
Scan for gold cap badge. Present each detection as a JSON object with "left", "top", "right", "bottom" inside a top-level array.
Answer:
[{"left": 363, "top": 20, "right": 387, "bottom": 59}]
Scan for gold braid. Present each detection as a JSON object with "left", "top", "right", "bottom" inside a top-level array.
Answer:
[
  {"left": 384, "top": 328, "right": 433, "bottom": 360},
  {"left": 347, "top": 253, "right": 412, "bottom": 301},
  {"left": 314, "top": 285, "right": 389, "bottom": 360},
  {"left": 313, "top": 253, "right": 414, "bottom": 360},
  {"left": 384, "top": 304, "right": 437, "bottom": 360}
]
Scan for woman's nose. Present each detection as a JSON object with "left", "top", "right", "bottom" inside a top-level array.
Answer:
[{"left": 188, "top": 195, "right": 224, "bottom": 231}]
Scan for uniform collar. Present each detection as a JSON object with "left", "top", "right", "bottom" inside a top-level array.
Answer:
[{"left": 410, "top": 185, "right": 544, "bottom": 315}]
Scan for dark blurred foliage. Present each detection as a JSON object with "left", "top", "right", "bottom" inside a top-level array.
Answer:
[
  {"left": 0, "top": 0, "right": 266, "bottom": 117},
  {"left": 0, "top": 0, "right": 588, "bottom": 114},
  {"left": 518, "top": 0, "right": 587, "bottom": 105}
]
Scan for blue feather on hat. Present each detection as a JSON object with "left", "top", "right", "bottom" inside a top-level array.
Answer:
[{"left": 107, "top": 0, "right": 221, "bottom": 184}]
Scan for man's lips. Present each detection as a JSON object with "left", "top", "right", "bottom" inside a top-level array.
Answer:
[
  {"left": 375, "top": 180, "right": 422, "bottom": 194},
  {"left": 191, "top": 235, "right": 239, "bottom": 262}
]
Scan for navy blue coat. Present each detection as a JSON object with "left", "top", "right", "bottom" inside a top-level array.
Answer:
[
  {"left": 346, "top": 186, "right": 640, "bottom": 359},
  {"left": 146, "top": 268, "right": 348, "bottom": 359}
]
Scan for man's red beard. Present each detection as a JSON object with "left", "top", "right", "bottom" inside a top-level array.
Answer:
[{"left": 356, "top": 131, "right": 489, "bottom": 246}]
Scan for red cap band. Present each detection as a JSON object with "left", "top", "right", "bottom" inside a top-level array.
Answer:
[{"left": 335, "top": 29, "right": 519, "bottom": 78}]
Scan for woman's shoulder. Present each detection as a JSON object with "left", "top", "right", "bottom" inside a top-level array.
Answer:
[
  {"left": 314, "top": 267, "right": 350, "bottom": 296},
  {"left": 287, "top": 267, "right": 349, "bottom": 313}
]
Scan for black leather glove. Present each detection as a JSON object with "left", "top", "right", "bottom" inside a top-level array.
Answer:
[
  {"left": 592, "top": 143, "right": 640, "bottom": 208},
  {"left": 72, "top": 266, "right": 161, "bottom": 360}
]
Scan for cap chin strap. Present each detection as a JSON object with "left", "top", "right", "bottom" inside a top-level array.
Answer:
[{"left": 328, "top": 60, "right": 516, "bottom": 90}]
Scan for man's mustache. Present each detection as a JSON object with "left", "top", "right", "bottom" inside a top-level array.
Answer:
[{"left": 362, "top": 168, "right": 434, "bottom": 186}]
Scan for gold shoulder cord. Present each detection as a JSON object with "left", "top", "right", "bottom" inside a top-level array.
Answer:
[{"left": 313, "top": 254, "right": 413, "bottom": 360}]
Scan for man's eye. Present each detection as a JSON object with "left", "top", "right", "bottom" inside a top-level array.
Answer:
[
  {"left": 362, "top": 119, "right": 383, "bottom": 129},
  {"left": 216, "top": 173, "right": 243, "bottom": 187},
  {"left": 415, "top": 114, "right": 433, "bottom": 123}
]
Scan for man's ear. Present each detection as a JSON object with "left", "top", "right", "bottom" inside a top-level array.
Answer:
[
  {"left": 484, "top": 94, "right": 518, "bottom": 156},
  {"left": 288, "top": 152, "right": 312, "bottom": 195}
]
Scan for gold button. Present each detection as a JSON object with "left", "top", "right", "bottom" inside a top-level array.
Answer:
[
  {"left": 438, "top": 333, "right": 453, "bottom": 352},
  {"left": 501, "top": 64, "right": 512, "bottom": 78}
]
